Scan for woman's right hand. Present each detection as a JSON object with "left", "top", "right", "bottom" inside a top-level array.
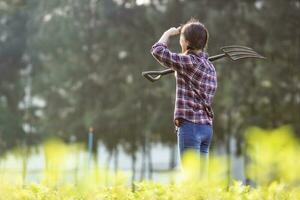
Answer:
[{"left": 164, "top": 26, "right": 181, "bottom": 37}]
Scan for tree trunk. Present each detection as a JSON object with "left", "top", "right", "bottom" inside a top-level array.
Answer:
[
  {"left": 147, "top": 141, "right": 153, "bottom": 180},
  {"left": 169, "top": 144, "right": 176, "bottom": 170},
  {"left": 74, "top": 144, "right": 80, "bottom": 185},
  {"left": 244, "top": 141, "right": 251, "bottom": 185},
  {"left": 22, "top": 146, "right": 29, "bottom": 185},
  {"left": 131, "top": 153, "right": 136, "bottom": 191},
  {"left": 114, "top": 147, "right": 119, "bottom": 174},
  {"left": 140, "top": 136, "right": 146, "bottom": 181},
  {"left": 105, "top": 151, "right": 112, "bottom": 186},
  {"left": 226, "top": 133, "right": 231, "bottom": 189},
  {"left": 226, "top": 110, "right": 233, "bottom": 189}
]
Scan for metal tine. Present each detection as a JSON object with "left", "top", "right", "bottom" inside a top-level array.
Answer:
[
  {"left": 227, "top": 52, "right": 262, "bottom": 57},
  {"left": 151, "top": 76, "right": 161, "bottom": 81},
  {"left": 231, "top": 54, "right": 266, "bottom": 61},
  {"left": 221, "top": 45, "right": 254, "bottom": 51},
  {"left": 224, "top": 49, "right": 258, "bottom": 54},
  {"left": 142, "top": 71, "right": 162, "bottom": 76},
  {"left": 230, "top": 52, "right": 265, "bottom": 57},
  {"left": 232, "top": 53, "right": 265, "bottom": 58}
]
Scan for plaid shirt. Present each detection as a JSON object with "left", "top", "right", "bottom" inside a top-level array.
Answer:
[{"left": 150, "top": 42, "right": 217, "bottom": 126}]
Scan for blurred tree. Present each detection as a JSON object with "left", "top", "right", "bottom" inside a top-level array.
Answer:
[{"left": 0, "top": 0, "right": 28, "bottom": 155}]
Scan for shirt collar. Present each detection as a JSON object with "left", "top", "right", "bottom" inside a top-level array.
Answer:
[
  {"left": 198, "top": 52, "right": 209, "bottom": 59},
  {"left": 187, "top": 51, "right": 209, "bottom": 59}
]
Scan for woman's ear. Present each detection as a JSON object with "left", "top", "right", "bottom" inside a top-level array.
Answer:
[
  {"left": 180, "top": 35, "right": 189, "bottom": 52},
  {"left": 185, "top": 40, "right": 191, "bottom": 50}
]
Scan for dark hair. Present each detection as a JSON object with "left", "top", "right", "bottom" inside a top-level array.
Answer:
[{"left": 181, "top": 18, "right": 209, "bottom": 51}]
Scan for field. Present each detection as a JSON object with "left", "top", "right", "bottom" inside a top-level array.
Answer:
[{"left": 0, "top": 126, "right": 299, "bottom": 200}]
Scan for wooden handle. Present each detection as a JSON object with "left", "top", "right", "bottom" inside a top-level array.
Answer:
[{"left": 142, "top": 53, "right": 226, "bottom": 82}]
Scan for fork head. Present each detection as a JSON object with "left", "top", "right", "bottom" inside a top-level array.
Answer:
[{"left": 220, "top": 45, "right": 265, "bottom": 61}]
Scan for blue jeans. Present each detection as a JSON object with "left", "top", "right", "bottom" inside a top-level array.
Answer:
[{"left": 177, "top": 120, "right": 213, "bottom": 169}]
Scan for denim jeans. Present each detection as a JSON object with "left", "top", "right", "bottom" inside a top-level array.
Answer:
[{"left": 177, "top": 120, "right": 213, "bottom": 175}]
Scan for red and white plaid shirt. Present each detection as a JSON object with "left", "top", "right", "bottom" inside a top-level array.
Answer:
[{"left": 151, "top": 42, "right": 217, "bottom": 126}]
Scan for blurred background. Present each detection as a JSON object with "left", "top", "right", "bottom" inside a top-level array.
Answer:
[{"left": 0, "top": 0, "right": 299, "bottom": 185}]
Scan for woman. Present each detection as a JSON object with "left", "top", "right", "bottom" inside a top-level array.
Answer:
[{"left": 150, "top": 18, "right": 217, "bottom": 170}]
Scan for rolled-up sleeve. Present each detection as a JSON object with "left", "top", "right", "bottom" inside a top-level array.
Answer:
[{"left": 150, "top": 42, "right": 195, "bottom": 75}]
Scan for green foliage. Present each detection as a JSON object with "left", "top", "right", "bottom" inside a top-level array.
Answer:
[
  {"left": 0, "top": 126, "right": 299, "bottom": 199},
  {"left": 246, "top": 126, "right": 300, "bottom": 185}
]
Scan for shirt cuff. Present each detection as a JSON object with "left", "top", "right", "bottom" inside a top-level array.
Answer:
[{"left": 152, "top": 42, "right": 168, "bottom": 49}]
